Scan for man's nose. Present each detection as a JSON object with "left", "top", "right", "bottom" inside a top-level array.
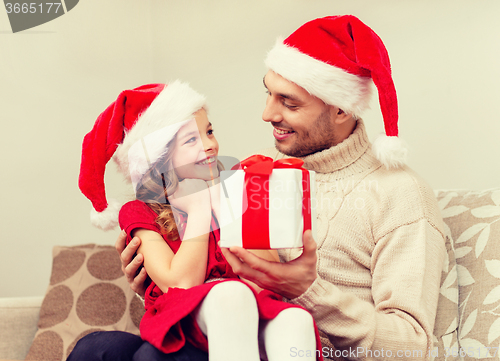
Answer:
[{"left": 262, "top": 98, "right": 282, "bottom": 123}]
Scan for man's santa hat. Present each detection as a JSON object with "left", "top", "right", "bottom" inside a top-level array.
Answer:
[
  {"left": 265, "top": 15, "right": 407, "bottom": 168},
  {"left": 79, "top": 81, "right": 207, "bottom": 230}
]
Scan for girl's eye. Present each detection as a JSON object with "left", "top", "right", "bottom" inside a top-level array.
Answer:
[
  {"left": 184, "top": 137, "right": 197, "bottom": 145},
  {"left": 207, "top": 129, "right": 214, "bottom": 136}
]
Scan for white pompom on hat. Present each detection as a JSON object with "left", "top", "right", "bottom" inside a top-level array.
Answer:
[
  {"left": 265, "top": 15, "right": 407, "bottom": 169},
  {"left": 79, "top": 81, "right": 207, "bottom": 230}
]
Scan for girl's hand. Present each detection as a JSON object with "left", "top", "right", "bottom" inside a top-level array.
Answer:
[{"left": 168, "top": 178, "right": 211, "bottom": 215}]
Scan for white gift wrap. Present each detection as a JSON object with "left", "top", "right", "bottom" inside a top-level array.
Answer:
[{"left": 218, "top": 168, "right": 316, "bottom": 249}]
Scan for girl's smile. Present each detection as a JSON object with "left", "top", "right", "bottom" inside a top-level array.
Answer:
[{"left": 196, "top": 156, "right": 217, "bottom": 166}]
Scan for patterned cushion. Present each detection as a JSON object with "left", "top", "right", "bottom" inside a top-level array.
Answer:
[
  {"left": 25, "top": 244, "right": 145, "bottom": 361},
  {"left": 434, "top": 189, "right": 500, "bottom": 360},
  {"left": 432, "top": 227, "right": 459, "bottom": 360}
]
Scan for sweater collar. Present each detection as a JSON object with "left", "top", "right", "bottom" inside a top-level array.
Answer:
[{"left": 298, "top": 119, "right": 375, "bottom": 175}]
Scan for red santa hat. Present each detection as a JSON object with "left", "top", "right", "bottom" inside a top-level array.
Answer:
[
  {"left": 265, "top": 15, "right": 407, "bottom": 168},
  {"left": 79, "top": 80, "right": 207, "bottom": 230}
]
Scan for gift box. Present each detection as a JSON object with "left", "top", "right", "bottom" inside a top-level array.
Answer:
[{"left": 219, "top": 155, "right": 316, "bottom": 249}]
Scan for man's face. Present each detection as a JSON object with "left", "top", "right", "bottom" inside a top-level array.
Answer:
[{"left": 262, "top": 70, "right": 343, "bottom": 157}]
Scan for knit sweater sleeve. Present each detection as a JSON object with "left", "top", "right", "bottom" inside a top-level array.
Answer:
[{"left": 289, "top": 219, "right": 444, "bottom": 360}]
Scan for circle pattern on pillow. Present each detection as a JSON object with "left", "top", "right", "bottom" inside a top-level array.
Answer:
[
  {"left": 76, "top": 283, "right": 126, "bottom": 325},
  {"left": 87, "top": 249, "right": 123, "bottom": 280},
  {"left": 38, "top": 285, "right": 73, "bottom": 328},
  {"left": 25, "top": 244, "right": 144, "bottom": 361},
  {"left": 130, "top": 292, "right": 144, "bottom": 329},
  {"left": 25, "top": 330, "right": 63, "bottom": 361},
  {"left": 50, "top": 249, "right": 86, "bottom": 285}
]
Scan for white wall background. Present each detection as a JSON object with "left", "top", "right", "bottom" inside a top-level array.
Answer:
[{"left": 1, "top": 0, "right": 499, "bottom": 297}]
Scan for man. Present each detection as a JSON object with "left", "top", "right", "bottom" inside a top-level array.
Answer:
[{"left": 73, "top": 15, "right": 446, "bottom": 361}]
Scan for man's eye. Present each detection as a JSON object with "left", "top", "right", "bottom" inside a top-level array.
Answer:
[{"left": 283, "top": 103, "right": 297, "bottom": 110}]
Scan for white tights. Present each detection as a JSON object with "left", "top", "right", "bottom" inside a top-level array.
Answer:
[{"left": 194, "top": 281, "right": 316, "bottom": 361}]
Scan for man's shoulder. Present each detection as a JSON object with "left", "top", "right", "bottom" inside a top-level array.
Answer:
[
  {"left": 367, "top": 165, "right": 444, "bottom": 232},
  {"left": 371, "top": 165, "right": 434, "bottom": 198}
]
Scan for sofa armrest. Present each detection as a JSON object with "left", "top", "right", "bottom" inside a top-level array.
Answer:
[{"left": 0, "top": 296, "right": 43, "bottom": 361}]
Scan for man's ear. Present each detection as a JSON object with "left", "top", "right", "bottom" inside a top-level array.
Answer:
[{"left": 333, "top": 107, "right": 352, "bottom": 125}]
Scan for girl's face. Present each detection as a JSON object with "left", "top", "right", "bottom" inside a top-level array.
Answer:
[{"left": 171, "top": 109, "right": 219, "bottom": 181}]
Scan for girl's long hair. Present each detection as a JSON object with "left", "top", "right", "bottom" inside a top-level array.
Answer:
[{"left": 134, "top": 134, "right": 223, "bottom": 240}]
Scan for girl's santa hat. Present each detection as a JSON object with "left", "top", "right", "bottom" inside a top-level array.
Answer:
[
  {"left": 79, "top": 81, "right": 207, "bottom": 230},
  {"left": 265, "top": 15, "right": 407, "bottom": 169}
]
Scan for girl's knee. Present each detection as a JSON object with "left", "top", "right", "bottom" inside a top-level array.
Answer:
[
  {"left": 262, "top": 308, "right": 316, "bottom": 360},
  {"left": 206, "top": 281, "right": 255, "bottom": 307},
  {"left": 196, "top": 281, "right": 258, "bottom": 332},
  {"left": 275, "top": 307, "right": 315, "bottom": 330}
]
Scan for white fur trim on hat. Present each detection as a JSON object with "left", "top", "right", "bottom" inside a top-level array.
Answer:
[
  {"left": 265, "top": 38, "right": 373, "bottom": 117},
  {"left": 90, "top": 198, "right": 122, "bottom": 231},
  {"left": 372, "top": 134, "right": 408, "bottom": 169},
  {"left": 114, "top": 80, "right": 207, "bottom": 183}
]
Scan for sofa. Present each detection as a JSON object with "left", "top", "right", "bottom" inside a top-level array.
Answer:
[{"left": 1, "top": 188, "right": 499, "bottom": 361}]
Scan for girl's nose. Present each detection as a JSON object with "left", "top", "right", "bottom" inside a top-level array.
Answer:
[{"left": 202, "top": 136, "right": 217, "bottom": 154}]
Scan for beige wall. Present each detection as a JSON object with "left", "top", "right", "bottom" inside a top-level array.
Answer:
[{"left": 1, "top": 0, "right": 499, "bottom": 297}]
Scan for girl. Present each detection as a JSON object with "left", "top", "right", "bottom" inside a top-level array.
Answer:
[{"left": 79, "top": 81, "right": 321, "bottom": 361}]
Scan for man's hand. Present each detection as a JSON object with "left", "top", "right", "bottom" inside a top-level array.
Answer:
[
  {"left": 221, "top": 230, "right": 318, "bottom": 299},
  {"left": 115, "top": 230, "right": 148, "bottom": 298}
]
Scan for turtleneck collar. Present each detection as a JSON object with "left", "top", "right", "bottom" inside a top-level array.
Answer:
[{"left": 298, "top": 119, "right": 379, "bottom": 176}]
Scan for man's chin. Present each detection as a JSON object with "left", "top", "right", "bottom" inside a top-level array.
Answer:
[
  {"left": 275, "top": 142, "right": 321, "bottom": 158},
  {"left": 275, "top": 142, "right": 301, "bottom": 157}
]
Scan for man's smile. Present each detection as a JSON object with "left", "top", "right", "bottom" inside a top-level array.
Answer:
[{"left": 273, "top": 127, "right": 295, "bottom": 140}]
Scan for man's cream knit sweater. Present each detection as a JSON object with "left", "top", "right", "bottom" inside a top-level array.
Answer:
[{"left": 260, "top": 120, "right": 446, "bottom": 360}]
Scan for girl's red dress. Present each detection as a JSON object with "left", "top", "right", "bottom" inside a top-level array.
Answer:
[{"left": 119, "top": 200, "right": 323, "bottom": 360}]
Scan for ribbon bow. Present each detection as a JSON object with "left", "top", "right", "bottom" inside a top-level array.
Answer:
[{"left": 233, "top": 154, "right": 306, "bottom": 175}]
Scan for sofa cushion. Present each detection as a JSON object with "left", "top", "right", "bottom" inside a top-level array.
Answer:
[
  {"left": 0, "top": 296, "right": 43, "bottom": 360},
  {"left": 432, "top": 226, "right": 460, "bottom": 361},
  {"left": 25, "top": 244, "right": 145, "bottom": 361},
  {"left": 436, "top": 189, "right": 500, "bottom": 359}
]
